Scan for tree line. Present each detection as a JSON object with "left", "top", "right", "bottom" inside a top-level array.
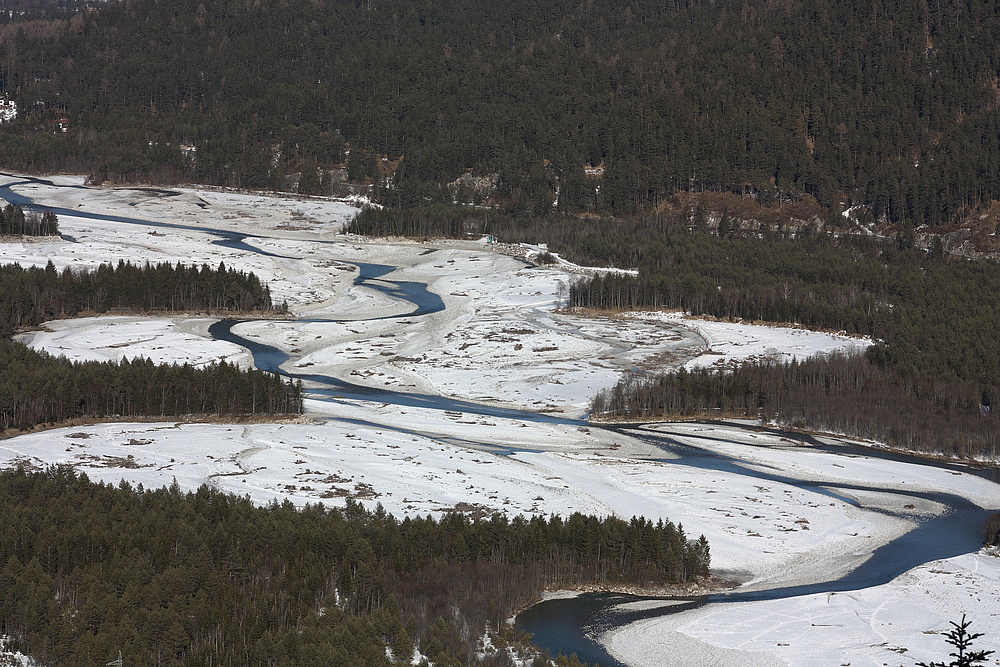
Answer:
[
  {"left": 0, "top": 465, "right": 707, "bottom": 666},
  {"left": 0, "top": 259, "right": 279, "bottom": 337},
  {"left": 558, "top": 216, "right": 1000, "bottom": 460},
  {"left": 0, "top": 343, "right": 302, "bottom": 430},
  {"left": 352, "top": 205, "right": 1000, "bottom": 461},
  {"left": 0, "top": 204, "right": 58, "bottom": 236},
  {"left": 592, "top": 350, "right": 1000, "bottom": 460},
  {"left": 345, "top": 205, "right": 491, "bottom": 239},
  {"left": 355, "top": 205, "right": 1000, "bottom": 388},
  {"left": 0, "top": 0, "right": 998, "bottom": 224},
  {"left": 561, "top": 217, "right": 1000, "bottom": 390}
]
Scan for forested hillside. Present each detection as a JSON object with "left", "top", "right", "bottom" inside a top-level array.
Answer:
[
  {"left": 0, "top": 466, "right": 707, "bottom": 667},
  {"left": 0, "top": 0, "right": 998, "bottom": 226}
]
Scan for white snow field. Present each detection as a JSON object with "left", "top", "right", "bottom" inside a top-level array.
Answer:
[
  {"left": 0, "top": 173, "right": 998, "bottom": 666},
  {"left": 608, "top": 549, "right": 1000, "bottom": 667},
  {"left": 624, "top": 311, "right": 871, "bottom": 371},
  {"left": 16, "top": 316, "right": 254, "bottom": 368}
]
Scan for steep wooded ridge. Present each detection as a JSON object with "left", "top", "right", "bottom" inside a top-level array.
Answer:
[
  {"left": 0, "top": 466, "right": 707, "bottom": 667},
  {"left": 1, "top": 0, "right": 999, "bottom": 229}
]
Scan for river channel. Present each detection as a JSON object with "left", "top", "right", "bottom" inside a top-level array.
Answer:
[
  {"left": 2, "top": 175, "right": 998, "bottom": 667},
  {"left": 516, "top": 421, "right": 997, "bottom": 666}
]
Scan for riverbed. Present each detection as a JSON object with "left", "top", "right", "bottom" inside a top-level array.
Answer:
[{"left": 0, "top": 173, "right": 998, "bottom": 666}]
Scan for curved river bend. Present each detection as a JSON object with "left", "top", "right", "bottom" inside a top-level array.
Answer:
[
  {"left": 516, "top": 422, "right": 997, "bottom": 666},
  {"left": 2, "top": 176, "right": 997, "bottom": 667}
]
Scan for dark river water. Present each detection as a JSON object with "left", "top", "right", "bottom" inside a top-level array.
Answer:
[{"left": 3, "top": 174, "right": 998, "bottom": 667}]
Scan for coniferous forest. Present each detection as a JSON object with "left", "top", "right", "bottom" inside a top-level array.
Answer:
[
  {"left": 350, "top": 205, "right": 1000, "bottom": 459},
  {"left": 0, "top": 466, "right": 707, "bottom": 667},
  {"left": 0, "top": 343, "right": 302, "bottom": 430},
  {"left": 0, "top": 0, "right": 997, "bottom": 229},
  {"left": 3, "top": 0, "right": 1000, "bottom": 457},
  {"left": 591, "top": 350, "right": 1000, "bottom": 459},
  {"left": 0, "top": 204, "right": 58, "bottom": 236},
  {"left": 352, "top": 206, "right": 1000, "bottom": 386},
  {"left": 552, "top": 213, "right": 1000, "bottom": 458},
  {"left": 0, "top": 0, "right": 999, "bottom": 661},
  {"left": 0, "top": 259, "right": 278, "bottom": 336}
]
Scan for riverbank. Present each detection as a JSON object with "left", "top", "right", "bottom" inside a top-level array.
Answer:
[
  {"left": 538, "top": 575, "right": 739, "bottom": 599},
  {"left": 591, "top": 416, "right": 1000, "bottom": 472},
  {"left": 505, "top": 578, "right": 732, "bottom": 630},
  {"left": 0, "top": 414, "right": 311, "bottom": 443}
]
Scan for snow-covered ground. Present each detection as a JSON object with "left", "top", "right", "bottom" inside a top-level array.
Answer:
[
  {"left": 1, "top": 418, "right": 953, "bottom": 585},
  {"left": 609, "top": 549, "right": 1000, "bottom": 667},
  {"left": 16, "top": 316, "right": 253, "bottom": 368},
  {"left": 0, "top": 174, "right": 997, "bottom": 666},
  {"left": 623, "top": 311, "right": 871, "bottom": 370}
]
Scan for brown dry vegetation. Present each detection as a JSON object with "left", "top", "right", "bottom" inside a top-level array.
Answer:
[
  {"left": 657, "top": 191, "right": 825, "bottom": 233},
  {"left": 922, "top": 200, "right": 1000, "bottom": 257}
]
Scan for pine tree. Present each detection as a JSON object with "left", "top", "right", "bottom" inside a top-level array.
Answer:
[{"left": 916, "top": 616, "right": 994, "bottom": 667}]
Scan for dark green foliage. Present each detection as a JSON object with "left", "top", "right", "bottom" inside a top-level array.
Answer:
[
  {"left": 592, "top": 350, "right": 1000, "bottom": 459},
  {"left": 0, "top": 466, "right": 704, "bottom": 666},
  {"left": 916, "top": 615, "right": 994, "bottom": 667},
  {"left": 356, "top": 204, "right": 1000, "bottom": 461},
  {"left": 555, "top": 216, "right": 1000, "bottom": 388},
  {"left": 1, "top": 0, "right": 999, "bottom": 220},
  {"left": 0, "top": 0, "right": 103, "bottom": 19},
  {"left": 0, "top": 342, "right": 302, "bottom": 429},
  {"left": 346, "top": 205, "right": 483, "bottom": 239},
  {"left": 355, "top": 207, "right": 1000, "bottom": 459},
  {"left": 0, "top": 259, "right": 296, "bottom": 430},
  {"left": 0, "top": 205, "right": 57, "bottom": 236},
  {"left": 0, "top": 259, "right": 275, "bottom": 336},
  {"left": 551, "top": 212, "right": 1000, "bottom": 458}
]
